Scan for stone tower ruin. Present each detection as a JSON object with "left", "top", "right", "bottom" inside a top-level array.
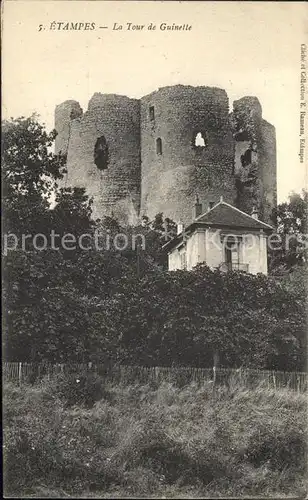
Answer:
[{"left": 55, "top": 85, "right": 276, "bottom": 225}]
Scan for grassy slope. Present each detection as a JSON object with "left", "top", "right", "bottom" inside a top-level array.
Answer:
[{"left": 3, "top": 378, "right": 307, "bottom": 498}]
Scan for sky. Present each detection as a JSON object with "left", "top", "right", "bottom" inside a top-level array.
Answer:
[{"left": 2, "top": 1, "right": 308, "bottom": 202}]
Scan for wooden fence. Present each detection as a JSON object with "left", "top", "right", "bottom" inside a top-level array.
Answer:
[{"left": 3, "top": 362, "right": 307, "bottom": 392}]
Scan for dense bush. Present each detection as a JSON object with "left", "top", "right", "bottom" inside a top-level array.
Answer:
[
  {"left": 46, "top": 371, "right": 112, "bottom": 408},
  {"left": 5, "top": 257, "right": 306, "bottom": 370},
  {"left": 3, "top": 378, "right": 307, "bottom": 498},
  {"left": 94, "top": 265, "right": 307, "bottom": 370}
]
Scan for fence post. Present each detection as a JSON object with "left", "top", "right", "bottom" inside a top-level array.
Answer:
[
  {"left": 18, "top": 362, "right": 22, "bottom": 386},
  {"left": 212, "top": 365, "right": 217, "bottom": 391},
  {"left": 4, "top": 363, "right": 307, "bottom": 393}
]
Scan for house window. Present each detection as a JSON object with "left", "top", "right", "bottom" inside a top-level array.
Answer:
[
  {"left": 209, "top": 201, "right": 215, "bottom": 209},
  {"left": 156, "top": 137, "right": 162, "bottom": 155},
  {"left": 149, "top": 106, "right": 155, "bottom": 121},
  {"left": 224, "top": 236, "right": 240, "bottom": 271}
]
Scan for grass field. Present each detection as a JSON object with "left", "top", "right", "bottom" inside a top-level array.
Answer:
[{"left": 3, "top": 374, "right": 307, "bottom": 498}]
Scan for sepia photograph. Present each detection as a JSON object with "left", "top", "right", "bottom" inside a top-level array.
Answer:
[{"left": 2, "top": 1, "right": 308, "bottom": 498}]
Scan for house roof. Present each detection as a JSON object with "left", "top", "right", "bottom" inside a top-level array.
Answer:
[
  {"left": 163, "top": 200, "right": 274, "bottom": 252},
  {"left": 195, "top": 201, "right": 274, "bottom": 230}
]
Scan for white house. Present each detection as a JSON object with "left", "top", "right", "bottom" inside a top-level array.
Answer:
[{"left": 164, "top": 198, "right": 273, "bottom": 275}]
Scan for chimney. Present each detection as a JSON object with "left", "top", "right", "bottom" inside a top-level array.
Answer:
[
  {"left": 194, "top": 194, "right": 202, "bottom": 219},
  {"left": 177, "top": 221, "right": 184, "bottom": 235},
  {"left": 251, "top": 206, "right": 259, "bottom": 219}
]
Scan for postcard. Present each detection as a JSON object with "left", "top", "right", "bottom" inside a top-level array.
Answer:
[{"left": 2, "top": 1, "right": 307, "bottom": 498}]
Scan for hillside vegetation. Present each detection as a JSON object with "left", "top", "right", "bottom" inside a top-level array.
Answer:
[{"left": 4, "top": 376, "right": 307, "bottom": 498}]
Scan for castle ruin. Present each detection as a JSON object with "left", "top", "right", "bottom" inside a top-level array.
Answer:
[{"left": 55, "top": 85, "right": 276, "bottom": 225}]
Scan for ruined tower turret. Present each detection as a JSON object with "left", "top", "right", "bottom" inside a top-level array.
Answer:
[
  {"left": 140, "top": 85, "right": 236, "bottom": 223},
  {"left": 55, "top": 85, "right": 276, "bottom": 226},
  {"left": 55, "top": 94, "right": 141, "bottom": 225},
  {"left": 230, "top": 96, "right": 277, "bottom": 223},
  {"left": 55, "top": 100, "right": 83, "bottom": 156}
]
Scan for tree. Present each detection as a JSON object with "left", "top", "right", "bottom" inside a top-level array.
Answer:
[
  {"left": 50, "top": 187, "right": 95, "bottom": 260},
  {"left": 2, "top": 115, "right": 66, "bottom": 236},
  {"left": 2, "top": 116, "right": 96, "bottom": 360},
  {"left": 269, "top": 190, "right": 308, "bottom": 272}
]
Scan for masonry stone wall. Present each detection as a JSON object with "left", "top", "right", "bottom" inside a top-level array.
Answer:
[
  {"left": 231, "top": 96, "right": 277, "bottom": 223},
  {"left": 55, "top": 100, "right": 83, "bottom": 156},
  {"left": 55, "top": 94, "right": 141, "bottom": 224},
  {"left": 55, "top": 85, "right": 277, "bottom": 226},
  {"left": 140, "top": 85, "right": 236, "bottom": 224},
  {"left": 259, "top": 120, "right": 277, "bottom": 223}
]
